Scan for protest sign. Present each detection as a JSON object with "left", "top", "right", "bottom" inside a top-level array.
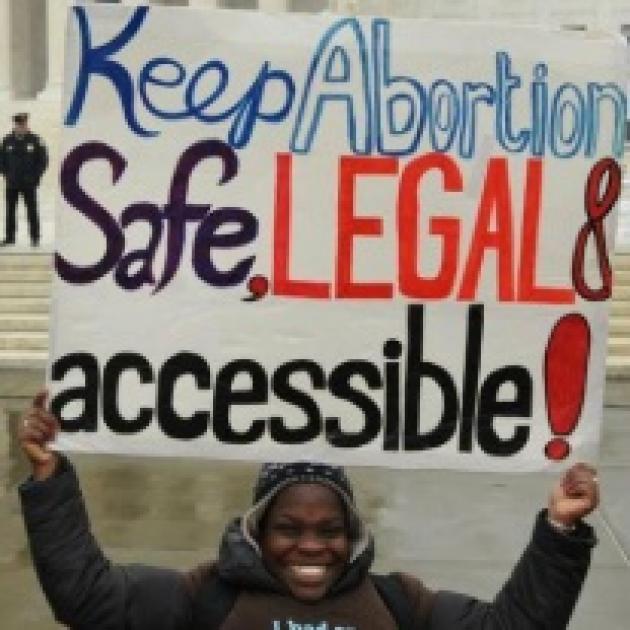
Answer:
[{"left": 50, "top": 4, "right": 627, "bottom": 470}]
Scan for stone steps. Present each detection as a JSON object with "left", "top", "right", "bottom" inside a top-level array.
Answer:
[
  {"left": 608, "top": 337, "right": 630, "bottom": 356},
  {"left": 609, "top": 316, "right": 630, "bottom": 336},
  {"left": 613, "top": 253, "right": 630, "bottom": 271},
  {"left": 0, "top": 350, "right": 46, "bottom": 370},
  {"left": 610, "top": 300, "right": 630, "bottom": 317},
  {"left": 0, "top": 297, "right": 50, "bottom": 314},
  {"left": 606, "top": 354, "right": 630, "bottom": 377},
  {"left": 0, "top": 255, "right": 52, "bottom": 371},
  {"left": 0, "top": 255, "right": 53, "bottom": 300},
  {"left": 0, "top": 252, "right": 628, "bottom": 404},
  {"left": 613, "top": 285, "right": 630, "bottom": 301},
  {"left": 0, "top": 314, "right": 49, "bottom": 332},
  {"left": 0, "top": 268, "right": 53, "bottom": 282},
  {"left": 0, "top": 282, "right": 51, "bottom": 297},
  {"left": 603, "top": 253, "right": 630, "bottom": 405},
  {"left": 0, "top": 332, "right": 48, "bottom": 352},
  {"left": 0, "top": 253, "right": 52, "bottom": 269}
]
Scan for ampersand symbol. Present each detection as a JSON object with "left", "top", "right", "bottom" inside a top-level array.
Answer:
[{"left": 572, "top": 157, "right": 620, "bottom": 301}]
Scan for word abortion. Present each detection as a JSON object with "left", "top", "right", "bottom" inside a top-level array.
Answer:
[{"left": 65, "top": 6, "right": 626, "bottom": 159}]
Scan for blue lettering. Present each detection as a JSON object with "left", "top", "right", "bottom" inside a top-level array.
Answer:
[
  {"left": 495, "top": 52, "right": 530, "bottom": 152},
  {"left": 530, "top": 63, "right": 548, "bottom": 156},
  {"left": 185, "top": 59, "right": 231, "bottom": 122},
  {"left": 139, "top": 57, "right": 189, "bottom": 120},
  {"left": 64, "top": 9, "right": 627, "bottom": 161},
  {"left": 550, "top": 83, "right": 585, "bottom": 158},
  {"left": 373, "top": 19, "right": 426, "bottom": 155},
  {"left": 227, "top": 62, "right": 296, "bottom": 148},
  {"left": 459, "top": 82, "right": 495, "bottom": 159},
  {"left": 186, "top": 60, "right": 295, "bottom": 148},
  {"left": 291, "top": 18, "right": 371, "bottom": 154},
  {"left": 585, "top": 82, "right": 626, "bottom": 158},
  {"left": 429, "top": 79, "right": 460, "bottom": 152},
  {"left": 66, "top": 6, "right": 154, "bottom": 136}
]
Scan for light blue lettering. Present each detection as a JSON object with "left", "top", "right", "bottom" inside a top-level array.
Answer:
[
  {"left": 372, "top": 19, "right": 426, "bottom": 155},
  {"left": 429, "top": 79, "right": 460, "bottom": 152},
  {"left": 530, "top": 63, "right": 548, "bottom": 156},
  {"left": 65, "top": 9, "right": 627, "bottom": 161},
  {"left": 496, "top": 51, "right": 530, "bottom": 152},
  {"left": 585, "top": 82, "right": 626, "bottom": 158},
  {"left": 550, "top": 83, "right": 585, "bottom": 158},
  {"left": 459, "top": 82, "right": 495, "bottom": 158},
  {"left": 291, "top": 18, "right": 372, "bottom": 154}
]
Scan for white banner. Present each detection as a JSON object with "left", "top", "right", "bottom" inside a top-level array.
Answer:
[{"left": 50, "top": 4, "right": 627, "bottom": 470}]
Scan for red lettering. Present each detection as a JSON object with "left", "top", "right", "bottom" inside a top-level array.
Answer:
[
  {"left": 518, "top": 159, "right": 575, "bottom": 304},
  {"left": 273, "top": 153, "right": 330, "bottom": 298},
  {"left": 336, "top": 156, "right": 398, "bottom": 299},
  {"left": 459, "top": 158, "right": 514, "bottom": 302},
  {"left": 398, "top": 153, "right": 462, "bottom": 299}
]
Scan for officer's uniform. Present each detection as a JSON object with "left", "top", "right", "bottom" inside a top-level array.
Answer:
[{"left": 0, "top": 123, "right": 48, "bottom": 245}]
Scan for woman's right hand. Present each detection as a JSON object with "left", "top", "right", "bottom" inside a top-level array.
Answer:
[{"left": 18, "top": 390, "right": 60, "bottom": 480}]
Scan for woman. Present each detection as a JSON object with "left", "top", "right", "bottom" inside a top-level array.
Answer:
[{"left": 19, "top": 392, "right": 599, "bottom": 629}]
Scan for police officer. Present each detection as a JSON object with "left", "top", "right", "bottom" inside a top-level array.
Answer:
[{"left": 0, "top": 113, "right": 48, "bottom": 246}]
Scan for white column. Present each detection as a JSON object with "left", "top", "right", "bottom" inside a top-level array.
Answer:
[
  {"left": 188, "top": 0, "right": 220, "bottom": 7},
  {"left": 258, "top": 0, "right": 288, "bottom": 11},
  {"left": 594, "top": 1, "right": 614, "bottom": 30},
  {"left": 330, "top": 0, "right": 358, "bottom": 14},
  {"left": 38, "top": 0, "right": 73, "bottom": 100},
  {"left": 535, "top": 0, "right": 551, "bottom": 25},
  {"left": 0, "top": 0, "right": 12, "bottom": 99}
]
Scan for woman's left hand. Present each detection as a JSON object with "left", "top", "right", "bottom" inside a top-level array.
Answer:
[{"left": 548, "top": 462, "right": 599, "bottom": 527}]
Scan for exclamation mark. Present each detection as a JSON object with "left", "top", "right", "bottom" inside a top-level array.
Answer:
[{"left": 544, "top": 314, "right": 591, "bottom": 461}]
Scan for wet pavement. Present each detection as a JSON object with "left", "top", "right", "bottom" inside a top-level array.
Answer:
[{"left": 0, "top": 404, "right": 628, "bottom": 629}]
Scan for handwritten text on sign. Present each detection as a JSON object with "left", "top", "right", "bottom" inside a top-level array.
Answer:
[{"left": 49, "top": 5, "right": 627, "bottom": 470}]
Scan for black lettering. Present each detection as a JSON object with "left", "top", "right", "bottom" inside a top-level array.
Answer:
[
  {"left": 326, "top": 360, "right": 382, "bottom": 448},
  {"left": 157, "top": 352, "right": 210, "bottom": 439},
  {"left": 460, "top": 304, "right": 483, "bottom": 452},
  {"left": 383, "top": 338, "right": 402, "bottom": 451},
  {"left": 213, "top": 359, "right": 267, "bottom": 444},
  {"left": 103, "top": 352, "right": 154, "bottom": 433},
  {"left": 477, "top": 366, "right": 532, "bottom": 456},
  {"left": 270, "top": 360, "right": 324, "bottom": 444},
  {"left": 50, "top": 352, "right": 99, "bottom": 432},
  {"left": 404, "top": 305, "right": 458, "bottom": 450}
]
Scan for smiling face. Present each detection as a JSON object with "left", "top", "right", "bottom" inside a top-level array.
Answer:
[{"left": 260, "top": 483, "right": 351, "bottom": 602}]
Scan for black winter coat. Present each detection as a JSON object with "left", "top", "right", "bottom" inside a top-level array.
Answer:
[
  {"left": 20, "top": 456, "right": 596, "bottom": 629},
  {"left": 0, "top": 131, "right": 48, "bottom": 188}
]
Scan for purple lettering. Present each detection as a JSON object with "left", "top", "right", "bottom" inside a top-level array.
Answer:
[
  {"left": 56, "top": 139, "right": 258, "bottom": 293},
  {"left": 56, "top": 142, "right": 126, "bottom": 284}
]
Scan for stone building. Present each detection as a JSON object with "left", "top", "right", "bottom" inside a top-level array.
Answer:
[
  {"left": 0, "top": 0, "right": 629, "bottom": 246},
  {"left": 1, "top": 0, "right": 629, "bottom": 254},
  {"left": 0, "top": 0, "right": 629, "bottom": 408}
]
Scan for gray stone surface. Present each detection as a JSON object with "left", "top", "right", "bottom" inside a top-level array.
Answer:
[{"left": 0, "top": 403, "right": 628, "bottom": 629}]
